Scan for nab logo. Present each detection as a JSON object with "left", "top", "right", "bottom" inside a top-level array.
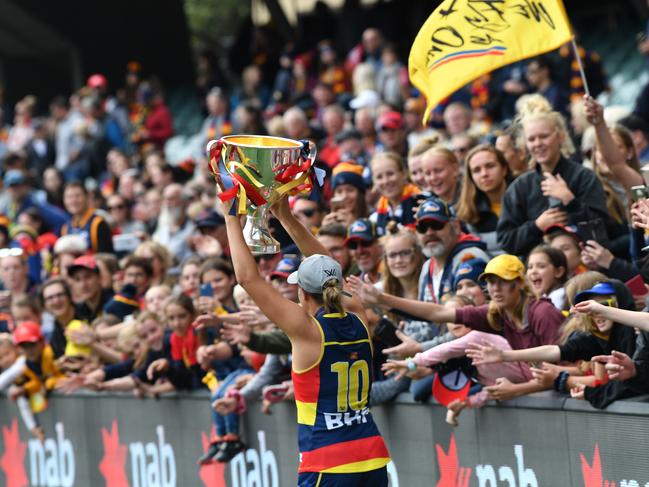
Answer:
[
  {"left": 28, "top": 422, "right": 75, "bottom": 487},
  {"left": 129, "top": 425, "right": 176, "bottom": 487},
  {"left": 99, "top": 420, "right": 176, "bottom": 487},
  {"left": 580, "top": 443, "right": 648, "bottom": 487},
  {"left": 0, "top": 419, "right": 28, "bottom": 487},
  {"left": 230, "top": 430, "right": 278, "bottom": 487},
  {"left": 434, "top": 433, "right": 539, "bottom": 487}
]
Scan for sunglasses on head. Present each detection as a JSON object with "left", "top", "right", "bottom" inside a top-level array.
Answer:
[
  {"left": 416, "top": 219, "right": 447, "bottom": 234},
  {"left": 347, "top": 239, "right": 374, "bottom": 250},
  {"left": 0, "top": 247, "right": 24, "bottom": 258}
]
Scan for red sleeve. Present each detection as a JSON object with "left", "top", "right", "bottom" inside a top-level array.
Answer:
[
  {"left": 454, "top": 305, "right": 492, "bottom": 333},
  {"left": 145, "top": 106, "right": 174, "bottom": 143}
]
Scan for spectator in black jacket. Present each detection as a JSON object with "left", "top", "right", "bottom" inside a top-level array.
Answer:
[{"left": 497, "top": 96, "right": 610, "bottom": 256}]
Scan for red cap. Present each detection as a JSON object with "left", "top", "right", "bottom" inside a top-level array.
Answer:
[
  {"left": 68, "top": 255, "right": 99, "bottom": 275},
  {"left": 87, "top": 73, "right": 108, "bottom": 89},
  {"left": 432, "top": 369, "right": 471, "bottom": 407},
  {"left": 376, "top": 111, "right": 403, "bottom": 131},
  {"left": 13, "top": 321, "right": 43, "bottom": 344}
]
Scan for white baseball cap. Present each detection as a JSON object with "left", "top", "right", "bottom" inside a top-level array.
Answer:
[{"left": 287, "top": 254, "right": 343, "bottom": 294}]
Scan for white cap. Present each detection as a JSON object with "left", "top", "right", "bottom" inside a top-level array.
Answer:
[
  {"left": 349, "top": 90, "right": 380, "bottom": 110},
  {"left": 287, "top": 254, "right": 343, "bottom": 294}
]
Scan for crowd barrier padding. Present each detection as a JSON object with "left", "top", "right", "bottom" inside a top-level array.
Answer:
[{"left": 1, "top": 390, "right": 649, "bottom": 486}]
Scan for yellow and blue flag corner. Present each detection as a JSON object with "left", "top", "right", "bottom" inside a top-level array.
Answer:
[{"left": 409, "top": 0, "right": 572, "bottom": 124}]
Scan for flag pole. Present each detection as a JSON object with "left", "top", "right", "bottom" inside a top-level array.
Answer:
[{"left": 570, "top": 36, "right": 590, "bottom": 97}]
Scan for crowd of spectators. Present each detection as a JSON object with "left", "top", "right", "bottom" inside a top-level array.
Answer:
[{"left": 3, "top": 23, "right": 649, "bottom": 465}]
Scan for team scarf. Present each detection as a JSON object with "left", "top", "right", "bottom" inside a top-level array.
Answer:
[
  {"left": 170, "top": 326, "right": 199, "bottom": 368},
  {"left": 375, "top": 183, "right": 421, "bottom": 230}
]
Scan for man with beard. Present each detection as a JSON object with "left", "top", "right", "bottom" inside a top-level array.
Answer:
[
  {"left": 153, "top": 183, "right": 195, "bottom": 262},
  {"left": 344, "top": 218, "right": 383, "bottom": 283},
  {"left": 416, "top": 196, "right": 489, "bottom": 305}
]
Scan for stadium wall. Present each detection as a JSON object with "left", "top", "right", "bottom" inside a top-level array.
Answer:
[{"left": 1, "top": 392, "right": 648, "bottom": 486}]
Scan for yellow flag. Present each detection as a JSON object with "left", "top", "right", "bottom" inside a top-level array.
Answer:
[{"left": 409, "top": 0, "right": 572, "bottom": 123}]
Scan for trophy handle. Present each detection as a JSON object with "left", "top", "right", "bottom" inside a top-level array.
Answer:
[{"left": 243, "top": 205, "right": 281, "bottom": 255}]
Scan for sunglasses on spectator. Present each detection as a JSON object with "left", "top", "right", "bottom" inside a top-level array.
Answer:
[
  {"left": 347, "top": 240, "right": 374, "bottom": 250},
  {"left": 108, "top": 204, "right": 126, "bottom": 211},
  {"left": 416, "top": 220, "right": 447, "bottom": 233},
  {"left": 454, "top": 146, "right": 471, "bottom": 153},
  {"left": 595, "top": 297, "right": 617, "bottom": 307},
  {"left": 386, "top": 248, "right": 415, "bottom": 261},
  {"left": 18, "top": 342, "right": 38, "bottom": 349},
  {"left": 297, "top": 209, "right": 317, "bottom": 218},
  {"left": 0, "top": 247, "right": 24, "bottom": 258}
]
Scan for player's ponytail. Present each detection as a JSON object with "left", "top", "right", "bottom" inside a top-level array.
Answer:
[{"left": 322, "top": 278, "right": 344, "bottom": 315}]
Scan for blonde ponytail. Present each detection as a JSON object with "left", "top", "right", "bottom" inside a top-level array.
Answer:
[{"left": 322, "top": 278, "right": 344, "bottom": 315}]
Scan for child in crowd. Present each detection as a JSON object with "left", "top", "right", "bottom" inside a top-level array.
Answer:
[
  {"left": 544, "top": 225, "right": 587, "bottom": 278},
  {"left": 0, "top": 333, "right": 42, "bottom": 440},
  {"left": 526, "top": 245, "right": 568, "bottom": 310},
  {"left": 86, "top": 312, "right": 170, "bottom": 396},
  {"left": 467, "top": 281, "right": 636, "bottom": 401},
  {"left": 10, "top": 294, "right": 42, "bottom": 325},
  {"left": 144, "top": 284, "right": 172, "bottom": 313},
  {"left": 383, "top": 295, "right": 529, "bottom": 426},
  {"left": 452, "top": 258, "right": 488, "bottom": 306},
  {"left": 8, "top": 322, "right": 65, "bottom": 439},
  {"left": 147, "top": 294, "right": 205, "bottom": 390}
]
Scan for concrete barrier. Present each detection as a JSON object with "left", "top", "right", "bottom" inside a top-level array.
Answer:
[{"left": 1, "top": 391, "right": 649, "bottom": 486}]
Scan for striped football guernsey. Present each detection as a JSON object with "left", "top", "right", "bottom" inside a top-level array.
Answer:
[{"left": 292, "top": 308, "right": 390, "bottom": 474}]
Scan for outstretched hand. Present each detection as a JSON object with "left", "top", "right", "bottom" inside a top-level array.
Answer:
[
  {"left": 346, "top": 275, "right": 380, "bottom": 306},
  {"left": 572, "top": 300, "right": 608, "bottom": 318},
  {"left": 465, "top": 341, "right": 505, "bottom": 365},
  {"left": 382, "top": 329, "right": 423, "bottom": 358},
  {"left": 591, "top": 350, "right": 637, "bottom": 381},
  {"left": 381, "top": 360, "right": 409, "bottom": 380}
]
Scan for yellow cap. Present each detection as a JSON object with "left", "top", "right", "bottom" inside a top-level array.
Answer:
[{"left": 479, "top": 254, "right": 525, "bottom": 281}]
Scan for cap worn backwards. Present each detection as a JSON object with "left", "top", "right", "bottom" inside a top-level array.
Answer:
[{"left": 287, "top": 254, "right": 343, "bottom": 294}]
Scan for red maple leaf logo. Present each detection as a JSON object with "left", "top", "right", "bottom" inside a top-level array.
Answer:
[
  {"left": 435, "top": 433, "right": 472, "bottom": 487},
  {"left": 580, "top": 443, "right": 616, "bottom": 487},
  {"left": 199, "top": 431, "right": 227, "bottom": 487},
  {"left": 99, "top": 420, "right": 130, "bottom": 487},
  {"left": 0, "top": 419, "right": 27, "bottom": 487}
]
